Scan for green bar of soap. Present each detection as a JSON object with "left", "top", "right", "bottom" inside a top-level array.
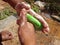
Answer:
[{"left": 27, "top": 13, "right": 43, "bottom": 30}]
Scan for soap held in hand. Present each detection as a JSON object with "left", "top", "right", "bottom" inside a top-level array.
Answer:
[{"left": 27, "top": 13, "right": 43, "bottom": 30}]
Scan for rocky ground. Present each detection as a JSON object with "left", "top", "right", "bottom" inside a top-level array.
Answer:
[{"left": 0, "top": 0, "right": 60, "bottom": 45}]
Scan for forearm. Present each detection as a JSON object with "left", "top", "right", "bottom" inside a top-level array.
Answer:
[
  {"left": 18, "top": 26, "right": 36, "bottom": 45},
  {"left": 3, "top": 0, "right": 24, "bottom": 9}
]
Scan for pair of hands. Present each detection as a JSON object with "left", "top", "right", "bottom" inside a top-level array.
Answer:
[
  {"left": 16, "top": 2, "right": 50, "bottom": 34},
  {"left": 16, "top": 3, "right": 49, "bottom": 44}
]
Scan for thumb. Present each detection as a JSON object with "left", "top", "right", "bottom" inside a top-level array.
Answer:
[{"left": 19, "top": 8, "right": 27, "bottom": 25}]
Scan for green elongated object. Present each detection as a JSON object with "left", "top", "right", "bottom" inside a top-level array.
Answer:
[{"left": 27, "top": 13, "right": 43, "bottom": 30}]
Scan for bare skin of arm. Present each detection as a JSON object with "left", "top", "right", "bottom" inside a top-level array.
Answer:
[
  {"left": 17, "top": 9, "right": 36, "bottom": 45},
  {"left": 3, "top": 0, "right": 24, "bottom": 8}
]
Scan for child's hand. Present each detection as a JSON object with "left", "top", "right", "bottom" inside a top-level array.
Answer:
[
  {"left": 28, "top": 9, "right": 50, "bottom": 34},
  {"left": 17, "top": 9, "right": 36, "bottom": 45}
]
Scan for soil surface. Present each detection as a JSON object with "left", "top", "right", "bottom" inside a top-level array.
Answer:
[{"left": 0, "top": 0, "right": 60, "bottom": 45}]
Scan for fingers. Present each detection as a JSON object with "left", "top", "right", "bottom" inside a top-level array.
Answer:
[
  {"left": 20, "top": 8, "right": 27, "bottom": 22},
  {"left": 16, "top": 2, "right": 31, "bottom": 10},
  {"left": 1, "top": 31, "right": 13, "bottom": 41},
  {"left": 40, "top": 21, "right": 50, "bottom": 34},
  {"left": 42, "top": 27, "right": 50, "bottom": 34},
  {"left": 18, "top": 9, "right": 27, "bottom": 26},
  {"left": 6, "top": 31, "right": 13, "bottom": 39},
  {"left": 5, "top": 32, "right": 13, "bottom": 40},
  {"left": 16, "top": 2, "right": 31, "bottom": 16},
  {"left": 42, "top": 21, "right": 49, "bottom": 28},
  {"left": 7, "top": 35, "right": 13, "bottom": 40},
  {"left": 21, "top": 2, "right": 31, "bottom": 10},
  {"left": 17, "top": 19, "right": 20, "bottom": 25}
]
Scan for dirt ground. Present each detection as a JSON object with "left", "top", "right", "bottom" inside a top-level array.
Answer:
[{"left": 0, "top": 0, "right": 60, "bottom": 45}]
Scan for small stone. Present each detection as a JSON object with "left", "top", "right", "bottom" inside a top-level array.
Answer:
[{"left": 34, "top": 1, "right": 45, "bottom": 10}]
